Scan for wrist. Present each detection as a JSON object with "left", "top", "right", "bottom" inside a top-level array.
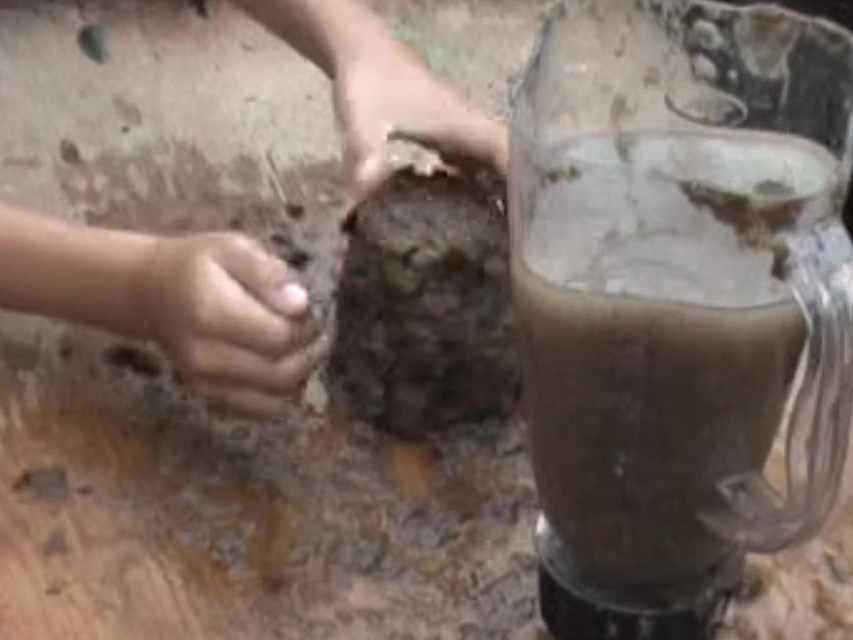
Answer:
[
  {"left": 0, "top": 203, "right": 164, "bottom": 341},
  {"left": 231, "top": 0, "right": 393, "bottom": 80},
  {"left": 296, "top": 0, "right": 401, "bottom": 80},
  {"left": 124, "top": 234, "right": 167, "bottom": 342},
  {"left": 65, "top": 226, "right": 164, "bottom": 341}
]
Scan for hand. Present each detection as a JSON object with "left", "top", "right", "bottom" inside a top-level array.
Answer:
[
  {"left": 137, "top": 232, "right": 326, "bottom": 417},
  {"left": 333, "top": 37, "right": 509, "bottom": 202}
]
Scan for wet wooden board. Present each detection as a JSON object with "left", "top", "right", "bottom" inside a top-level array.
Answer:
[
  {"left": 0, "top": 380, "right": 260, "bottom": 639},
  {"left": 0, "top": 327, "right": 543, "bottom": 640},
  {"left": 0, "top": 324, "right": 851, "bottom": 640}
]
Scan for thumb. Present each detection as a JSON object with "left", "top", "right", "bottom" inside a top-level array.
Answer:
[
  {"left": 348, "top": 149, "right": 395, "bottom": 204},
  {"left": 217, "top": 236, "right": 310, "bottom": 319},
  {"left": 342, "top": 111, "right": 395, "bottom": 204}
]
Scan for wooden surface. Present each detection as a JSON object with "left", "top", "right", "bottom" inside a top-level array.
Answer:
[
  {"left": 0, "top": 378, "right": 259, "bottom": 639},
  {"left": 0, "top": 333, "right": 852, "bottom": 640},
  {"left": 0, "top": 323, "right": 544, "bottom": 640}
]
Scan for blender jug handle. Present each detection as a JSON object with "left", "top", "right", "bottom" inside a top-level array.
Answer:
[{"left": 700, "top": 222, "right": 853, "bottom": 553}]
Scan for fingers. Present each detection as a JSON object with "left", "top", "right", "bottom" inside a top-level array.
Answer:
[
  {"left": 193, "top": 381, "right": 287, "bottom": 418},
  {"left": 197, "top": 269, "right": 316, "bottom": 358},
  {"left": 349, "top": 149, "right": 396, "bottom": 204},
  {"left": 485, "top": 119, "right": 510, "bottom": 176},
  {"left": 182, "top": 335, "right": 330, "bottom": 417},
  {"left": 215, "top": 235, "right": 310, "bottom": 319},
  {"left": 336, "top": 75, "right": 398, "bottom": 203},
  {"left": 195, "top": 235, "right": 317, "bottom": 357},
  {"left": 343, "top": 115, "right": 396, "bottom": 204},
  {"left": 440, "top": 96, "right": 509, "bottom": 175},
  {"left": 345, "top": 108, "right": 508, "bottom": 204},
  {"left": 408, "top": 105, "right": 509, "bottom": 177},
  {"left": 181, "top": 334, "right": 328, "bottom": 393},
  {"left": 152, "top": 232, "right": 331, "bottom": 419},
  {"left": 280, "top": 282, "right": 310, "bottom": 317}
]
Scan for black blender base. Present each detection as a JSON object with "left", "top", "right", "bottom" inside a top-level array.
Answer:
[{"left": 538, "top": 565, "right": 733, "bottom": 640}]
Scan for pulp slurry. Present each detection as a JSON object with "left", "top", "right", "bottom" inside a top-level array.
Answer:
[
  {"left": 514, "top": 129, "right": 839, "bottom": 609},
  {"left": 0, "top": 2, "right": 851, "bottom": 639}
]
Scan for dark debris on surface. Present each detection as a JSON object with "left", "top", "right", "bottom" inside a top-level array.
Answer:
[
  {"left": 59, "top": 139, "right": 82, "bottom": 165},
  {"left": 13, "top": 466, "right": 70, "bottom": 504},
  {"left": 103, "top": 343, "right": 162, "bottom": 378},
  {"left": 77, "top": 24, "right": 109, "bottom": 64}
]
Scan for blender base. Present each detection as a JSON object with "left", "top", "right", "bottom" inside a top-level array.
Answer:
[{"left": 538, "top": 564, "right": 734, "bottom": 640}]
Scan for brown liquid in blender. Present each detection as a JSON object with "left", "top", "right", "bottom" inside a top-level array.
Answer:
[
  {"left": 513, "top": 267, "right": 806, "bottom": 591},
  {"left": 510, "top": 129, "right": 837, "bottom": 598}
]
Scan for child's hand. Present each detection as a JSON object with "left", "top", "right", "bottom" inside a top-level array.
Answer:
[
  {"left": 333, "top": 38, "right": 508, "bottom": 202},
  {"left": 138, "top": 232, "right": 326, "bottom": 417},
  {"left": 231, "top": 0, "right": 505, "bottom": 200}
]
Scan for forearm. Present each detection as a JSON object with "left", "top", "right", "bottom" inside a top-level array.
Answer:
[
  {"left": 230, "top": 0, "right": 392, "bottom": 78},
  {"left": 0, "top": 203, "right": 157, "bottom": 339}
]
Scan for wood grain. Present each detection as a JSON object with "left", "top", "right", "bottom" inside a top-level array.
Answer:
[{"left": 0, "top": 380, "right": 269, "bottom": 640}]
